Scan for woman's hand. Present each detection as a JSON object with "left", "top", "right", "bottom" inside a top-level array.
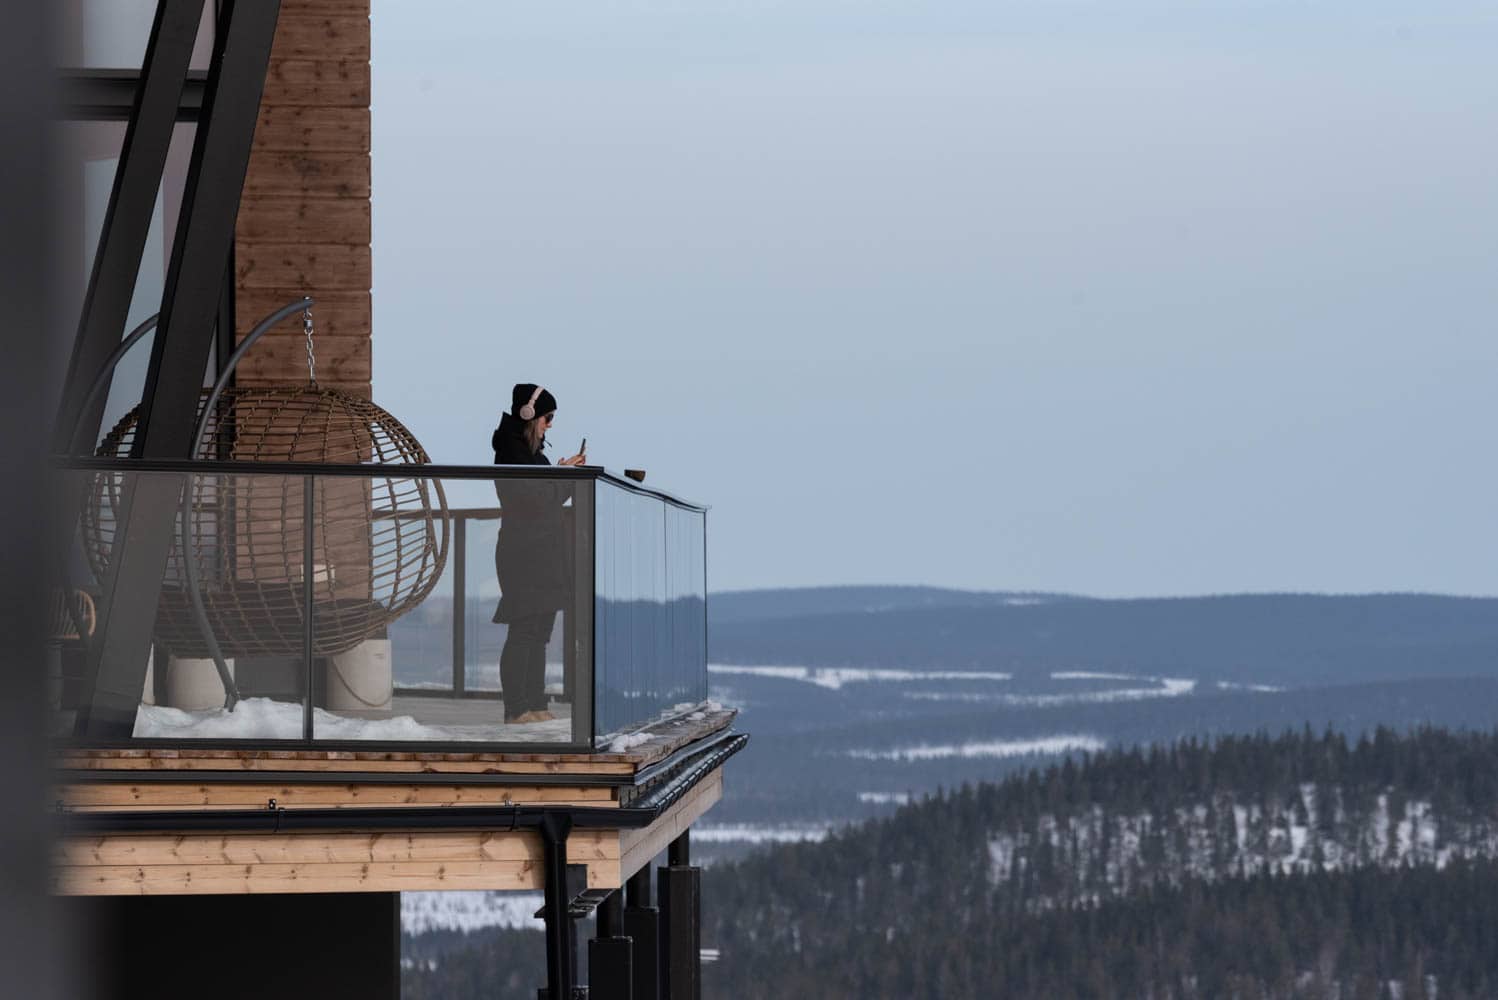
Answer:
[{"left": 558, "top": 452, "right": 587, "bottom": 467}]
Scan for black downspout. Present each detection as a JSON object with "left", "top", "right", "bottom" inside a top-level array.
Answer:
[{"left": 540, "top": 810, "right": 575, "bottom": 1000}]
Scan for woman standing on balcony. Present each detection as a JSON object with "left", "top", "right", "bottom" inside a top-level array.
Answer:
[{"left": 491, "top": 384, "right": 586, "bottom": 724}]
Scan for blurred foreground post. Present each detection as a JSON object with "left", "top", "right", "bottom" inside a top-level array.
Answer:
[{"left": 0, "top": 3, "right": 65, "bottom": 998}]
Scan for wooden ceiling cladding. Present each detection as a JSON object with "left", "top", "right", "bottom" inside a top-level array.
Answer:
[{"left": 235, "top": 0, "right": 371, "bottom": 396}]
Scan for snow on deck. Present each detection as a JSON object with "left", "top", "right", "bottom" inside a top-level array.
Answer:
[{"left": 133, "top": 696, "right": 573, "bottom": 743}]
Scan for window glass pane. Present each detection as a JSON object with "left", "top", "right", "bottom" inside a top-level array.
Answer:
[
  {"left": 594, "top": 480, "right": 707, "bottom": 741},
  {"left": 320, "top": 473, "right": 591, "bottom": 747},
  {"left": 58, "top": 0, "right": 216, "bottom": 71}
]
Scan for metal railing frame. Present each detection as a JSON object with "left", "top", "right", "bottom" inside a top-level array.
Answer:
[{"left": 53, "top": 457, "right": 709, "bottom": 756}]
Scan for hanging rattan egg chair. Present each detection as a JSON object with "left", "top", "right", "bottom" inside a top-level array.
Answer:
[{"left": 81, "top": 298, "right": 449, "bottom": 706}]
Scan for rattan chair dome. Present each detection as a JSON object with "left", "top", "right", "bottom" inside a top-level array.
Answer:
[{"left": 83, "top": 384, "right": 449, "bottom": 661}]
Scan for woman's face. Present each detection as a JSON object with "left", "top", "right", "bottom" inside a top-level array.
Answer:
[{"left": 541, "top": 411, "right": 555, "bottom": 431}]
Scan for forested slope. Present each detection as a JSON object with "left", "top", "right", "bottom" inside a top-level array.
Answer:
[{"left": 703, "top": 726, "right": 1498, "bottom": 998}]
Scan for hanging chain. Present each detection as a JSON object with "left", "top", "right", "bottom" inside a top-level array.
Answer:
[{"left": 302, "top": 298, "right": 317, "bottom": 384}]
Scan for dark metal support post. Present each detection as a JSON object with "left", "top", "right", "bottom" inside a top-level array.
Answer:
[
  {"left": 668, "top": 831, "right": 690, "bottom": 868},
  {"left": 77, "top": 0, "right": 283, "bottom": 738},
  {"left": 589, "top": 890, "right": 632, "bottom": 1000},
  {"left": 624, "top": 867, "right": 660, "bottom": 1000},
  {"left": 53, "top": 0, "right": 207, "bottom": 454},
  {"left": 451, "top": 515, "right": 466, "bottom": 695},
  {"left": 540, "top": 812, "right": 577, "bottom": 1000},
  {"left": 302, "top": 475, "right": 315, "bottom": 740},
  {"left": 659, "top": 834, "right": 701, "bottom": 1000}
]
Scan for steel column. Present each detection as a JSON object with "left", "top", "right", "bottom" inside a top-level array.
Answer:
[
  {"left": 133, "top": 0, "right": 281, "bottom": 458},
  {"left": 658, "top": 833, "right": 701, "bottom": 1000},
  {"left": 76, "top": 0, "right": 282, "bottom": 738},
  {"left": 668, "top": 830, "right": 690, "bottom": 868},
  {"left": 589, "top": 891, "right": 633, "bottom": 1000},
  {"left": 54, "top": 0, "right": 207, "bottom": 455},
  {"left": 624, "top": 867, "right": 660, "bottom": 1000}
]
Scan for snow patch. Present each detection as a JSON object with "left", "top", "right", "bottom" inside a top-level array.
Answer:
[
  {"left": 848, "top": 734, "right": 1106, "bottom": 762},
  {"left": 904, "top": 677, "right": 1196, "bottom": 707},
  {"left": 607, "top": 731, "right": 654, "bottom": 753},
  {"left": 858, "top": 791, "right": 912, "bottom": 806},
  {"left": 402, "top": 891, "right": 544, "bottom": 934},
  {"left": 1215, "top": 681, "right": 1286, "bottom": 693},
  {"left": 708, "top": 664, "right": 1011, "bottom": 691},
  {"left": 692, "top": 824, "right": 832, "bottom": 845}
]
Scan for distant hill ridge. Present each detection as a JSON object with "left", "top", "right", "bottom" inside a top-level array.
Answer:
[
  {"left": 708, "top": 589, "right": 1498, "bottom": 687},
  {"left": 708, "top": 586, "right": 1084, "bottom": 624}
]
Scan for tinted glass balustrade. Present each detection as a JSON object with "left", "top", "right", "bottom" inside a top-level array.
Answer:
[{"left": 48, "top": 462, "right": 708, "bottom": 751}]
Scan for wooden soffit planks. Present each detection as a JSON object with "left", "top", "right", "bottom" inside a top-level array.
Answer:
[{"left": 55, "top": 767, "right": 727, "bottom": 896}]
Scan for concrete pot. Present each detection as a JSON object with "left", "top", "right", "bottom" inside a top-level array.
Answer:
[
  {"left": 327, "top": 638, "right": 392, "bottom": 713},
  {"left": 166, "top": 655, "right": 234, "bottom": 711}
]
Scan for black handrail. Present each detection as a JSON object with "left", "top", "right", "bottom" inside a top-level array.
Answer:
[{"left": 53, "top": 456, "right": 709, "bottom": 513}]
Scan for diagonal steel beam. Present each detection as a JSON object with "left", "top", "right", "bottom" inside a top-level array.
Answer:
[
  {"left": 53, "top": 0, "right": 206, "bottom": 456},
  {"left": 78, "top": 0, "right": 282, "bottom": 739}
]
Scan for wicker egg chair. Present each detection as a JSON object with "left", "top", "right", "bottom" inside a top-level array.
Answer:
[{"left": 81, "top": 298, "right": 448, "bottom": 708}]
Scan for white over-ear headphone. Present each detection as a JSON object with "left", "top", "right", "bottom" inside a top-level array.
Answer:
[{"left": 518, "top": 385, "right": 544, "bottom": 421}]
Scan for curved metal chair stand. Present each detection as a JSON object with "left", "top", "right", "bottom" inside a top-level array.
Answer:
[
  {"left": 52, "top": 313, "right": 163, "bottom": 648},
  {"left": 181, "top": 297, "right": 318, "bottom": 708},
  {"left": 68, "top": 312, "right": 162, "bottom": 454}
]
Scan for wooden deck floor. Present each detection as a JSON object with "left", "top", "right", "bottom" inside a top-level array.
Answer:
[{"left": 53, "top": 708, "right": 736, "bottom": 896}]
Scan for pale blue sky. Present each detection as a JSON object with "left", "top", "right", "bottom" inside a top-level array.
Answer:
[{"left": 370, "top": 0, "right": 1498, "bottom": 595}]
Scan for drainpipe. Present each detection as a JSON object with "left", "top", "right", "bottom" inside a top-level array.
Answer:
[{"left": 540, "top": 810, "right": 575, "bottom": 1000}]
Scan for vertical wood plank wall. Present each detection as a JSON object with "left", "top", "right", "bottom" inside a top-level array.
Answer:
[{"left": 235, "top": 0, "right": 372, "bottom": 397}]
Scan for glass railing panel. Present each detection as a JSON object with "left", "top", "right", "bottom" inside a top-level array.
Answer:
[
  {"left": 316, "top": 473, "right": 591, "bottom": 747},
  {"left": 55, "top": 468, "right": 311, "bottom": 742},
  {"left": 594, "top": 479, "right": 707, "bottom": 741},
  {"left": 458, "top": 509, "right": 503, "bottom": 693},
  {"left": 665, "top": 502, "right": 709, "bottom": 708},
  {"left": 54, "top": 463, "right": 699, "bottom": 752}
]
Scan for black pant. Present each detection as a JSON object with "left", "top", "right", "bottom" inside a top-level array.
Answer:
[{"left": 500, "top": 610, "right": 556, "bottom": 721}]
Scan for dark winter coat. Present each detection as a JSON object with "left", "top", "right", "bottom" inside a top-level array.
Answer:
[{"left": 491, "top": 412, "right": 573, "bottom": 622}]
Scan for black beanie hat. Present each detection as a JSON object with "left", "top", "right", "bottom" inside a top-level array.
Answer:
[{"left": 511, "top": 383, "right": 558, "bottom": 420}]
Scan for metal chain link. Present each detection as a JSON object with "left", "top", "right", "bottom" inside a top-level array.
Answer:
[{"left": 302, "top": 298, "right": 317, "bottom": 384}]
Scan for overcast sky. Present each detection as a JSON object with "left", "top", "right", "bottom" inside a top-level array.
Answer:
[{"left": 369, "top": 0, "right": 1497, "bottom": 596}]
